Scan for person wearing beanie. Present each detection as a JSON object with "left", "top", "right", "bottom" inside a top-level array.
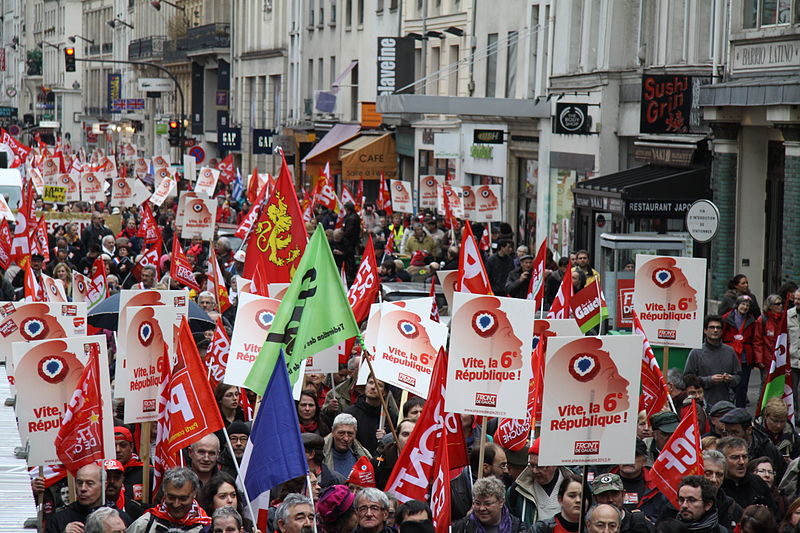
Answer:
[
  {"left": 506, "top": 438, "right": 572, "bottom": 526},
  {"left": 218, "top": 420, "right": 251, "bottom": 478},
  {"left": 114, "top": 426, "right": 148, "bottom": 503},
  {"left": 316, "top": 485, "right": 358, "bottom": 533}
]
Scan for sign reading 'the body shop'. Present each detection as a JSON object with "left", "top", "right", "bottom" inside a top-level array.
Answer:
[{"left": 376, "top": 37, "right": 415, "bottom": 97}]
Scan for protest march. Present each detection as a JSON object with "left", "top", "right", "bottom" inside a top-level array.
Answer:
[{"left": 2, "top": 133, "right": 800, "bottom": 533}]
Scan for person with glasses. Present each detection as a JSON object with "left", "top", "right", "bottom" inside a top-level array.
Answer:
[
  {"left": 717, "top": 437, "right": 777, "bottom": 518},
  {"left": 507, "top": 438, "right": 573, "bottom": 526},
  {"left": 353, "top": 487, "right": 394, "bottom": 533},
  {"left": 675, "top": 476, "right": 725, "bottom": 533},
  {"left": 452, "top": 476, "right": 529, "bottom": 533},
  {"left": 128, "top": 467, "right": 211, "bottom": 532},
  {"left": 451, "top": 443, "right": 511, "bottom": 521},
  {"left": 719, "top": 407, "right": 786, "bottom": 481},
  {"left": 584, "top": 504, "right": 623, "bottom": 533},
  {"left": 700, "top": 450, "right": 742, "bottom": 531},
  {"left": 756, "top": 294, "right": 786, "bottom": 384},
  {"left": 188, "top": 434, "right": 222, "bottom": 488},
  {"left": 683, "top": 315, "right": 741, "bottom": 410},
  {"left": 756, "top": 397, "right": 800, "bottom": 461}
]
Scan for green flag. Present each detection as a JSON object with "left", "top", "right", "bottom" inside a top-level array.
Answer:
[{"left": 244, "top": 225, "right": 360, "bottom": 394}]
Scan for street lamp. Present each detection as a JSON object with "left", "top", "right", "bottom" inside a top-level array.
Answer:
[
  {"left": 107, "top": 18, "right": 134, "bottom": 29},
  {"left": 68, "top": 35, "right": 95, "bottom": 45},
  {"left": 38, "top": 41, "right": 60, "bottom": 50},
  {"left": 150, "top": 0, "right": 186, "bottom": 11}
]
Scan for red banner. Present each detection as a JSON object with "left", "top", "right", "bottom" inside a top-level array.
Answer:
[
  {"left": 616, "top": 278, "right": 635, "bottom": 328},
  {"left": 650, "top": 400, "right": 702, "bottom": 508},
  {"left": 347, "top": 236, "right": 379, "bottom": 324}
]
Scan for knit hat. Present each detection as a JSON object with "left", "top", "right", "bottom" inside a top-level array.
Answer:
[
  {"left": 114, "top": 426, "right": 134, "bottom": 443},
  {"left": 317, "top": 485, "right": 355, "bottom": 524},
  {"left": 227, "top": 421, "right": 250, "bottom": 436},
  {"left": 347, "top": 456, "right": 375, "bottom": 488}
]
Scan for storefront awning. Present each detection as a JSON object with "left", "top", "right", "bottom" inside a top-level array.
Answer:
[
  {"left": 302, "top": 123, "right": 361, "bottom": 178},
  {"left": 339, "top": 133, "right": 397, "bottom": 180},
  {"left": 699, "top": 75, "right": 800, "bottom": 107},
  {"left": 572, "top": 164, "right": 710, "bottom": 217}
]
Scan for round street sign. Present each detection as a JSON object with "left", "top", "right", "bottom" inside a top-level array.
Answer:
[
  {"left": 686, "top": 199, "right": 719, "bottom": 243},
  {"left": 189, "top": 146, "right": 205, "bottom": 164}
]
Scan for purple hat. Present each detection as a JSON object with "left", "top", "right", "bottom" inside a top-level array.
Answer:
[{"left": 317, "top": 485, "right": 355, "bottom": 524}]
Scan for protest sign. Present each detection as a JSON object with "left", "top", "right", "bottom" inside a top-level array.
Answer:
[
  {"left": 183, "top": 154, "right": 197, "bottom": 182},
  {"left": 120, "top": 143, "right": 137, "bottom": 161},
  {"left": 570, "top": 286, "right": 608, "bottom": 333},
  {"left": 445, "top": 293, "right": 535, "bottom": 418},
  {"left": 152, "top": 155, "right": 170, "bottom": 169},
  {"left": 80, "top": 171, "right": 106, "bottom": 203},
  {"left": 195, "top": 167, "right": 220, "bottom": 196},
  {"left": 111, "top": 178, "right": 134, "bottom": 207},
  {"left": 633, "top": 255, "right": 706, "bottom": 348},
  {"left": 29, "top": 168, "right": 45, "bottom": 195},
  {"left": 436, "top": 270, "right": 458, "bottom": 311},
  {"left": 304, "top": 343, "right": 343, "bottom": 374},
  {"left": 57, "top": 174, "right": 80, "bottom": 202},
  {"left": 134, "top": 158, "right": 150, "bottom": 179},
  {"left": 181, "top": 197, "right": 217, "bottom": 241},
  {"left": 369, "top": 301, "right": 448, "bottom": 398},
  {"left": 538, "top": 335, "right": 642, "bottom": 465},
  {"left": 616, "top": 278, "right": 635, "bottom": 328},
  {"left": 267, "top": 283, "right": 290, "bottom": 299},
  {"left": 0, "top": 301, "right": 87, "bottom": 364},
  {"left": 150, "top": 176, "right": 176, "bottom": 206},
  {"left": 12, "top": 335, "right": 113, "bottom": 466},
  {"left": 176, "top": 192, "right": 198, "bottom": 227},
  {"left": 130, "top": 178, "right": 151, "bottom": 206},
  {"left": 390, "top": 180, "right": 413, "bottom": 213},
  {"left": 223, "top": 292, "right": 281, "bottom": 388},
  {"left": 0, "top": 194, "right": 14, "bottom": 221},
  {"left": 40, "top": 157, "right": 60, "bottom": 178},
  {"left": 419, "top": 176, "right": 441, "bottom": 209},
  {"left": 472, "top": 184, "right": 502, "bottom": 222},
  {"left": 438, "top": 184, "right": 464, "bottom": 219},
  {"left": 43, "top": 186, "right": 66, "bottom": 203},
  {"left": 118, "top": 305, "right": 181, "bottom": 423}
]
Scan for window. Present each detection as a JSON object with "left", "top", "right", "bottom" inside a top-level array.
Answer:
[
  {"left": 744, "top": 0, "right": 794, "bottom": 27},
  {"left": 377, "top": 0, "right": 384, "bottom": 12},
  {"left": 358, "top": 0, "right": 364, "bottom": 24},
  {"left": 350, "top": 62, "right": 359, "bottom": 121},
  {"left": 271, "top": 75, "right": 281, "bottom": 128},
  {"left": 346, "top": 0, "right": 352, "bottom": 27},
  {"left": 505, "top": 31, "right": 518, "bottom": 98},
  {"left": 331, "top": 1, "right": 336, "bottom": 23},
  {"left": 318, "top": 57, "right": 324, "bottom": 90},
  {"left": 319, "top": 0, "right": 324, "bottom": 25},
  {"left": 485, "top": 33, "right": 498, "bottom": 97},
  {"left": 330, "top": 56, "right": 336, "bottom": 89},
  {"left": 309, "top": 0, "right": 315, "bottom": 26},
  {"left": 448, "top": 45, "right": 460, "bottom": 95},
  {"left": 390, "top": 0, "right": 398, "bottom": 9},
  {"left": 307, "top": 59, "right": 314, "bottom": 99}
]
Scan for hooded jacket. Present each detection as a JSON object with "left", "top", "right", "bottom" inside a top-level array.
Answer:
[{"left": 506, "top": 466, "right": 572, "bottom": 526}]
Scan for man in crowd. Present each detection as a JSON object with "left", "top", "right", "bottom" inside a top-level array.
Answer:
[
  {"left": 573, "top": 249, "right": 600, "bottom": 286},
  {"left": 507, "top": 438, "right": 572, "bottom": 525},
  {"left": 210, "top": 507, "right": 245, "bottom": 533},
  {"left": 649, "top": 411, "right": 679, "bottom": 461},
  {"left": 589, "top": 473, "right": 651, "bottom": 533},
  {"left": 788, "top": 288, "right": 800, "bottom": 418},
  {"left": 114, "top": 426, "right": 146, "bottom": 503},
  {"left": 187, "top": 433, "right": 221, "bottom": 487},
  {"left": 275, "top": 493, "right": 315, "bottom": 533},
  {"left": 128, "top": 467, "right": 210, "bottom": 532},
  {"left": 719, "top": 408, "right": 786, "bottom": 479},
  {"left": 84, "top": 507, "right": 127, "bottom": 533},
  {"left": 102, "top": 459, "right": 141, "bottom": 523},
  {"left": 683, "top": 315, "right": 741, "bottom": 408},
  {"left": 676, "top": 476, "right": 727, "bottom": 532},
  {"left": 323, "top": 413, "right": 372, "bottom": 477},
  {"left": 46, "top": 462, "right": 105, "bottom": 533},
  {"left": 702, "top": 449, "right": 742, "bottom": 530},
  {"left": 486, "top": 239, "right": 515, "bottom": 296},
  {"left": 505, "top": 253, "right": 534, "bottom": 299},
  {"left": 353, "top": 488, "right": 395, "bottom": 533},
  {"left": 346, "top": 377, "right": 397, "bottom": 455},
  {"left": 373, "top": 418, "right": 415, "bottom": 490},
  {"left": 404, "top": 223, "right": 435, "bottom": 256},
  {"left": 706, "top": 401, "right": 736, "bottom": 438},
  {"left": 717, "top": 436, "right": 776, "bottom": 515},
  {"left": 585, "top": 504, "right": 623, "bottom": 533}
]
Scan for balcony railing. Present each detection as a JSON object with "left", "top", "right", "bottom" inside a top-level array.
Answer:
[
  {"left": 184, "top": 23, "right": 230, "bottom": 51},
  {"left": 128, "top": 36, "right": 167, "bottom": 61}
]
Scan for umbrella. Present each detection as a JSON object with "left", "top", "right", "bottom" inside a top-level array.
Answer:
[{"left": 87, "top": 292, "right": 215, "bottom": 333}]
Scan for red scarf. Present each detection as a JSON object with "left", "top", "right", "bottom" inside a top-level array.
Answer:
[
  {"left": 123, "top": 454, "right": 144, "bottom": 469},
  {"left": 731, "top": 319, "right": 746, "bottom": 355},
  {"left": 149, "top": 499, "right": 212, "bottom": 526},
  {"left": 300, "top": 420, "right": 319, "bottom": 433}
]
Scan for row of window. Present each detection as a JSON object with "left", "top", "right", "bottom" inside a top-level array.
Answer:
[{"left": 743, "top": 0, "right": 800, "bottom": 28}]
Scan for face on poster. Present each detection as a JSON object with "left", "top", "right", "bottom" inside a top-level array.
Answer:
[
  {"left": 445, "top": 293, "right": 535, "bottom": 418},
  {"left": 116, "top": 290, "right": 189, "bottom": 370},
  {"left": 81, "top": 172, "right": 106, "bottom": 203},
  {"left": 473, "top": 184, "right": 502, "bottom": 222},
  {"left": 111, "top": 178, "right": 134, "bottom": 207},
  {"left": 371, "top": 302, "right": 448, "bottom": 398},
  {"left": 119, "top": 306, "right": 180, "bottom": 423},
  {"left": 223, "top": 292, "right": 281, "bottom": 388},
  {"left": 438, "top": 185, "right": 464, "bottom": 219},
  {"left": 40, "top": 158, "right": 59, "bottom": 178},
  {"left": 180, "top": 197, "right": 217, "bottom": 241},
  {"left": 390, "top": 180, "right": 413, "bottom": 214},
  {"left": 459, "top": 186, "right": 475, "bottom": 220},
  {"left": 539, "top": 335, "right": 642, "bottom": 466},
  {"left": 195, "top": 167, "right": 220, "bottom": 197},
  {"left": 176, "top": 192, "right": 198, "bottom": 227},
  {"left": 134, "top": 158, "right": 150, "bottom": 179},
  {"left": 150, "top": 176, "right": 176, "bottom": 207},
  {"left": 13, "top": 335, "right": 114, "bottom": 466},
  {"left": 152, "top": 155, "right": 170, "bottom": 169},
  {"left": 0, "top": 301, "right": 87, "bottom": 364},
  {"left": 29, "top": 168, "right": 45, "bottom": 195},
  {"left": 58, "top": 174, "right": 80, "bottom": 202},
  {"left": 633, "top": 255, "right": 706, "bottom": 348},
  {"left": 436, "top": 270, "right": 458, "bottom": 311},
  {"left": 419, "top": 176, "right": 441, "bottom": 210}
]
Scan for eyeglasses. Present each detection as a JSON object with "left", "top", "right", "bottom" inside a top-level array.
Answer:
[
  {"left": 755, "top": 469, "right": 775, "bottom": 475},
  {"left": 678, "top": 497, "right": 702, "bottom": 504},
  {"left": 587, "top": 522, "right": 619, "bottom": 532},
  {"left": 357, "top": 505, "right": 386, "bottom": 515},
  {"left": 727, "top": 454, "right": 748, "bottom": 462},
  {"left": 706, "top": 325, "right": 722, "bottom": 330},
  {"left": 472, "top": 500, "right": 500, "bottom": 509},
  {"left": 195, "top": 450, "right": 219, "bottom": 458},
  {"left": 495, "top": 462, "right": 508, "bottom": 470},
  {"left": 229, "top": 436, "right": 248, "bottom": 443}
]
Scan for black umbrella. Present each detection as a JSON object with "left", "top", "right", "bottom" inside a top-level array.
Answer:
[{"left": 87, "top": 292, "right": 215, "bottom": 333}]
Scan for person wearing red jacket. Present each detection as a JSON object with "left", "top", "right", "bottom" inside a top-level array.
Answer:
[
  {"left": 755, "top": 294, "right": 785, "bottom": 382},
  {"left": 722, "top": 295, "right": 762, "bottom": 408}
]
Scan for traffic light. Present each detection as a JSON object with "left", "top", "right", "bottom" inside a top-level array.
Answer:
[
  {"left": 64, "top": 47, "right": 76, "bottom": 72},
  {"left": 168, "top": 120, "right": 180, "bottom": 147}
]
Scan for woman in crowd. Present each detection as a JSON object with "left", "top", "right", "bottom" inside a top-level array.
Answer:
[
  {"left": 720, "top": 274, "right": 761, "bottom": 318},
  {"left": 531, "top": 474, "right": 583, "bottom": 533},
  {"left": 779, "top": 497, "right": 800, "bottom": 532},
  {"left": 316, "top": 485, "right": 358, "bottom": 533},
  {"left": 451, "top": 476, "right": 528, "bottom": 533},
  {"left": 756, "top": 397, "right": 800, "bottom": 460},
  {"left": 297, "top": 389, "right": 331, "bottom": 436},
  {"left": 52, "top": 262, "right": 72, "bottom": 299},
  {"left": 722, "top": 295, "right": 761, "bottom": 407},
  {"left": 214, "top": 383, "right": 245, "bottom": 427},
  {"left": 758, "top": 294, "right": 786, "bottom": 379},
  {"left": 748, "top": 456, "right": 788, "bottom": 518},
  {"left": 740, "top": 504, "right": 779, "bottom": 533},
  {"left": 199, "top": 472, "right": 256, "bottom": 533}
]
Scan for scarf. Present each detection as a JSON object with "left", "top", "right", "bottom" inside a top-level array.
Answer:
[
  {"left": 300, "top": 420, "right": 319, "bottom": 433},
  {"left": 149, "top": 499, "right": 212, "bottom": 526},
  {"left": 731, "top": 314, "right": 746, "bottom": 355},
  {"left": 123, "top": 454, "right": 144, "bottom": 469},
  {"left": 553, "top": 513, "right": 579, "bottom": 532},
  {"left": 468, "top": 506, "right": 513, "bottom": 533},
  {"left": 682, "top": 509, "right": 719, "bottom": 532}
]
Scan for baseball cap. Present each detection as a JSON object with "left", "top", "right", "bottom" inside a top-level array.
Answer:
[
  {"left": 591, "top": 473, "right": 624, "bottom": 494},
  {"left": 101, "top": 459, "right": 125, "bottom": 472},
  {"left": 651, "top": 411, "right": 680, "bottom": 433},
  {"left": 317, "top": 485, "right": 356, "bottom": 524},
  {"left": 114, "top": 426, "right": 134, "bottom": 443},
  {"left": 233, "top": 250, "right": 246, "bottom": 262}
]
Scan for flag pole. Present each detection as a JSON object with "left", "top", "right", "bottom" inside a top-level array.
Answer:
[
  {"left": 37, "top": 466, "right": 45, "bottom": 533},
  {"left": 476, "top": 417, "right": 488, "bottom": 479},
  {"left": 595, "top": 280, "right": 604, "bottom": 336},
  {"left": 397, "top": 390, "right": 408, "bottom": 426},
  {"left": 577, "top": 464, "right": 588, "bottom": 532},
  {"left": 140, "top": 422, "right": 152, "bottom": 504},
  {"left": 305, "top": 474, "right": 319, "bottom": 533},
  {"left": 361, "top": 344, "right": 399, "bottom": 446},
  {"left": 222, "top": 426, "right": 258, "bottom": 527}
]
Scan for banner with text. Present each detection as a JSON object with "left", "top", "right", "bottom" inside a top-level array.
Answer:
[
  {"left": 223, "top": 292, "right": 281, "bottom": 388},
  {"left": 0, "top": 301, "right": 87, "bottom": 364}
]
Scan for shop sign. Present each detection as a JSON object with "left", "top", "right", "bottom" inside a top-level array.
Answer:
[
  {"left": 274, "top": 135, "right": 295, "bottom": 155},
  {"left": 625, "top": 199, "right": 694, "bottom": 217},
  {"left": 554, "top": 103, "right": 590, "bottom": 134},
  {"left": 469, "top": 145, "right": 493, "bottom": 159},
  {"left": 473, "top": 129, "right": 504, "bottom": 144},
  {"left": 107, "top": 73, "right": 121, "bottom": 113},
  {"left": 252, "top": 128, "right": 274, "bottom": 155},
  {"left": 574, "top": 194, "right": 624, "bottom": 214},
  {"left": 633, "top": 145, "right": 694, "bottom": 167},
  {"left": 376, "top": 36, "right": 415, "bottom": 97},
  {"left": 732, "top": 40, "right": 800, "bottom": 74},
  {"left": 685, "top": 199, "right": 719, "bottom": 243},
  {"left": 219, "top": 127, "right": 241, "bottom": 151},
  {"left": 433, "top": 132, "right": 460, "bottom": 158},
  {"left": 640, "top": 75, "right": 694, "bottom": 134}
]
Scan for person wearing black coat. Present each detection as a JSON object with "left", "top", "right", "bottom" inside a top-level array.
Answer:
[
  {"left": 505, "top": 255, "right": 534, "bottom": 299},
  {"left": 344, "top": 379, "right": 397, "bottom": 456}
]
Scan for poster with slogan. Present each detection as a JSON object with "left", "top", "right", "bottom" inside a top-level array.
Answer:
[
  {"left": 176, "top": 192, "right": 198, "bottom": 227},
  {"left": 150, "top": 176, "right": 175, "bottom": 206},
  {"left": 111, "top": 178, "right": 134, "bottom": 207},
  {"left": 472, "top": 184, "right": 502, "bottom": 222},
  {"left": 58, "top": 174, "right": 81, "bottom": 202},
  {"left": 0, "top": 301, "right": 87, "bottom": 364},
  {"left": 539, "top": 335, "right": 642, "bottom": 466},
  {"left": 390, "top": 180, "right": 413, "bottom": 213},
  {"left": 418, "top": 176, "right": 442, "bottom": 209},
  {"left": 436, "top": 270, "right": 459, "bottom": 311},
  {"left": 13, "top": 335, "right": 114, "bottom": 466},
  {"left": 80, "top": 171, "right": 106, "bottom": 203},
  {"left": 633, "top": 255, "right": 706, "bottom": 348},
  {"left": 223, "top": 292, "right": 281, "bottom": 388},
  {"left": 118, "top": 306, "right": 181, "bottom": 423},
  {"left": 180, "top": 197, "right": 217, "bottom": 241},
  {"left": 194, "top": 167, "right": 220, "bottom": 196},
  {"left": 363, "top": 301, "right": 448, "bottom": 398},
  {"left": 445, "top": 293, "right": 535, "bottom": 418}
]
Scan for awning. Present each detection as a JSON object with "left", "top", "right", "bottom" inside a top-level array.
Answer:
[
  {"left": 339, "top": 133, "right": 397, "bottom": 180},
  {"left": 377, "top": 94, "right": 550, "bottom": 119},
  {"left": 572, "top": 164, "right": 710, "bottom": 217},
  {"left": 699, "top": 75, "right": 800, "bottom": 107},
  {"left": 302, "top": 123, "right": 361, "bottom": 178}
]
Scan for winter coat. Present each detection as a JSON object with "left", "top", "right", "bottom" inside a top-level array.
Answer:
[{"left": 721, "top": 310, "right": 761, "bottom": 366}]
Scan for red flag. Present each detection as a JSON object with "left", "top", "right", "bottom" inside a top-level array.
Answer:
[
  {"left": 204, "top": 318, "right": 231, "bottom": 389},
  {"left": 479, "top": 228, "right": 490, "bottom": 252},
  {"left": 170, "top": 234, "right": 201, "bottom": 291},
  {"left": 633, "top": 311, "right": 671, "bottom": 417},
  {"left": 347, "top": 236, "right": 379, "bottom": 324},
  {"left": 30, "top": 216, "right": 50, "bottom": 263},
  {"left": 87, "top": 257, "right": 108, "bottom": 304},
  {"left": 217, "top": 154, "right": 236, "bottom": 185},
  {"left": 457, "top": 223, "right": 492, "bottom": 295},
  {"left": 385, "top": 347, "right": 456, "bottom": 533},
  {"left": 24, "top": 262, "right": 42, "bottom": 302},
  {"left": 247, "top": 167, "right": 261, "bottom": 205},
  {"left": 207, "top": 246, "right": 231, "bottom": 313},
  {"left": 0, "top": 221, "right": 12, "bottom": 270},
  {"left": 54, "top": 343, "right": 106, "bottom": 474},
  {"left": 155, "top": 317, "right": 225, "bottom": 492},
  {"left": 11, "top": 181, "right": 35, "bottom": 262},
  {"left": 355, "top": 180, "right": 365, "bottom": 212},
  {"left": 137, "top": 203, "right": 160, "bottom": 244},
  {"left": 494, "top": 341, "right": 541, "bottom": 451},
  {"left": 239, "top": 388, "right": 253, "bottom": 421},
  {"left": 527, "top": 239, "right": 547, "bottom": 308},
  {"left": 301, "top": 190, "right": 314, "bottom": 224},
  {"left": 235, "top": 182, "right": 267, "bottom": 240},
  {"left": 0, "top": 128, "right": 32, "bottom": 165},
  {"left": 315, "top": 163, "right": 339, "bottom": 212},
  {"left": 341, "top": 185, "right": 355, "bottom": 207},
  {"left": 243, "top": 151, "right": 307, "bottom": 281},
  {"left": 133, "top": 237, "right": 162, "bottom": 281},
  {"left": 650, "top": 399, "right": 703, "bottom": 509},
  {"left": 153, "top": 343, "right": 177, "bottom": 496},
  {"left": 441, "top": 185, "right": 458, "bottom": 230},
  {"left": 430, "top": 276, "right": 440, "bottom": 322},
  {"left": 377, "top": 171, "right": 393, "bottom": 215},
  {"left": 385, "top": 232, "right": 395, "bottom": 256},
  {"left": 546, "top": 258, "right": 572, "bottom": 319}
]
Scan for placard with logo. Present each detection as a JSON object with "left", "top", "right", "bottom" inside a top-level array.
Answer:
[
  {"left": 223, "top": 292, "right": 281, "bottom": 388},
  {"left": 181, "top": 197, "right": 218, "bottom": 241},
  {"left": 418, "top": 175, "right": 442, "bottom": 209},
  {"left": 390, "top": 180, "right": 413, "bottom": 213},
  {"left": 0, "top": 301, "right": 87, "bottom": 364},
  {"left": 80, "top": 171, "right": 106, "bottom": 203}
]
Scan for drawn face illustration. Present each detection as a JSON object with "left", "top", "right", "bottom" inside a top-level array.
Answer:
[
  {"left": 454, "top": 296, "right": 524, "bottom": 369},
  {"left": 637, "top": 257, "right": 697, "bottom": 312}
]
